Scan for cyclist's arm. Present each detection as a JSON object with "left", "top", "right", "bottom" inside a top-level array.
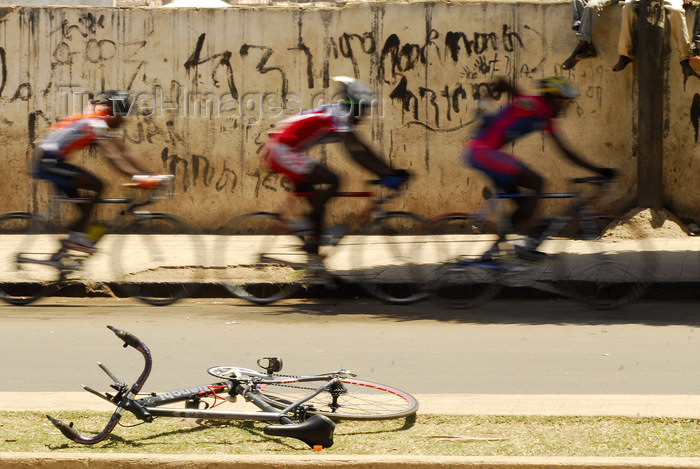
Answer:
[
  {"left": 96, "top": 136, "right": 151, "bottom": 176},
  {"left": 342, "top": 131, "right": 394, "bottom": 177},
  {"left": 550, "top": 132, "right": 605, "bottom": 174},
  {"left": 491, "top": 76, "right": 519, "bottom": 97}
]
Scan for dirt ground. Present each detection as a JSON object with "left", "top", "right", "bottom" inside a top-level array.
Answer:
[{"left": 604, "top": 207, "right": 691, "bottom": 239}]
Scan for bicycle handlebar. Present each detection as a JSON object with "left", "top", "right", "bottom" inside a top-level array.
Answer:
[
  {"left": 46, "top": 326, "right": 153, "bottom": 445},
  {"left": 571, "top": 175, "right": 615, "bottom": 185},
  {"left": 107, "top": 325, "right": 142, "bottom": 349}
]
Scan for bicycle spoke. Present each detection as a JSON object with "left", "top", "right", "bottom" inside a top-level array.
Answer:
[
  {"left": 551, "top": 215, "right": 655, "bottom": 308},
  {"left": 216, "top": 213, "right": 304, "bottom": 304},
  {"left": 0, "top": 213, "right": 62, "bottom": 305},
  {"left": 257, "top": 378, "right": 418, "bottom": 420},
  {"left": 424, "top": 215, "right": 503, "bottom": 308},
  {"left": 111, "top": 214, "right": 205, "bottom": 306},
  {"left": 341, "top": 213, "right": 428, "bottom": 305}
]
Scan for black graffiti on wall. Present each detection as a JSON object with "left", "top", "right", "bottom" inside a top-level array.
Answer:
[
  {"left": 0, "top": 47, "right": 32, "bottom": 102},
  {"left": 378, "top": 25, "right": 523, "bottom": 83},
  {"left": 40, "top": 11, "right": 148, "bottom": 98},
  {"left": 158, "top": 147, "right": 297, "bottom": 198},
  {"left": 177, "top": 26, "right": 528, "bottom": 131},
  {"left": 49, "top": 13, "right": 106, "bottom": 40},
  {"left": 185, "top": 33, "right": 313, "bottom": 99},
  {"left": 339, "top": 32, "right": 376, "bottom": 78},
  {"left": 161, "top": 147, "right": 240, "bottom": 193},
  {"left": 184, "top": 33, "right": 239, "bottom": 99}
]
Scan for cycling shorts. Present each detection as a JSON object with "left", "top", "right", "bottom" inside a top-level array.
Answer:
[
  {"left": 463, "top": 145, "right": 527, "bottom": 193},
  {"left": 263, "top": 140, "right": 317, "bottom": 183},
  {"left": 33, "top": 149, "right": 85, "bottom": 197}
]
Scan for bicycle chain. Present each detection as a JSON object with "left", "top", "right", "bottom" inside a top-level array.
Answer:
[{"left": 260, "top": 374, "right": 341, "bottom": 392}]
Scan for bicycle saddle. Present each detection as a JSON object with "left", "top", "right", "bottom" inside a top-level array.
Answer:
[{"left": 263, "top": 414, "right": 335, "bottom": 449}]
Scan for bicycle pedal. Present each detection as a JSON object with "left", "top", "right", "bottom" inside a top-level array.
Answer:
[{"left": 460, "top": 258, "right": 504, "bottom": 271}]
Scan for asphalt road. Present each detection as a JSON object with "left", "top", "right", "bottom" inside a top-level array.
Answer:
[{"left": 1, "top": 297, "right": 699, "bottom": 396}]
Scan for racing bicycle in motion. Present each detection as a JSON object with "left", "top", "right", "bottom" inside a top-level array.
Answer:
[
  {"left": 0, "top": 175, "right": 204, "bottom": 306},
  {"left": 215, "top": 180, "right": 426, "bottom": 305},
  {"left": 423, "top": 176, "right": 657, "bottom": 309}
]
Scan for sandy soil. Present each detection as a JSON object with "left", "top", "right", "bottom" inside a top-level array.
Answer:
[{"left": 603, "top": 208, "right": 691, "bottom": 239}]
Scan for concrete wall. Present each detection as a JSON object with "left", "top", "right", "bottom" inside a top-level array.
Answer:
[
  {"left": 0, "top": 0, "right": 115, "bottom": 6},
  {"left": 0, "top": 1, "right": 697, "bottom": 230}
]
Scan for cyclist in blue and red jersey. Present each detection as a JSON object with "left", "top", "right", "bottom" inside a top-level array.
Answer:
[
  {"left": 263, "top": 76, "right": 410, "bottom": 260},
  {"left": 34, "top": 90, "right": 155, "bottom": 254},
  {"left": 464, "top": 76, "right": 614, "bottom": 260}
]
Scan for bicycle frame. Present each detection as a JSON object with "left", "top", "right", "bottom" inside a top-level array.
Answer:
[
  {"left": 289, "top": 179, "right": 410, "bottom": 233},
  {"left": 46, "top": 326, "right": 337, "bottom": 448},
  {"left": 428, "top": 175, "right": 657, "bottom": 309},
  {"left": 0, "top": 174, "right": 205, "bottom": 306},
  {"left": 14, "top": 199, "right": 154, "bottom": 274},
  {"left": 256, "top": 182, "right": 413, "bottom": 270},
  {"left": 38, "top": 175, "right": 176, "bottom": 235},
  {"left": 447, "top": 178, "right": 603, "bottom": 241}
]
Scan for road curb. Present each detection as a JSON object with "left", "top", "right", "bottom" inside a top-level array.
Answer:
[
  {"left": 4, "top": 394, "right": 700, "bottom": 468},
  {"left": 4, "top": 393, "right": 700, "bottom": 418},
  {"left": 2, "top": 454, "right": 700, "bottom": 469}
]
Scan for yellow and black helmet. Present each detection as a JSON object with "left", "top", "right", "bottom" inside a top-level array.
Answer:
[{"left": 537, "top": 77, "right": 579, "bottom": 100}]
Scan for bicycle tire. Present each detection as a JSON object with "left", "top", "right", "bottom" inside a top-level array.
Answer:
[
  {"left": 338, "top": 212, "right": 428, "bottom": 304},
  {"left": 551, "top": 214, "right": 655, "bottom": 309},
  {"left": 215, "top": 212, "right": 303, "bottom": 304},
  {"left": 0, "top": 212, "right": 62, "bottom": 305},
  {"left": 110, "top": 213, "right": 205, "bottom": 306},
  {"left": 256, "top": 376, "right": 418, "bottom": 420},
  {"left": 424, "top": 214, "right": 503, "bottom": 308}
]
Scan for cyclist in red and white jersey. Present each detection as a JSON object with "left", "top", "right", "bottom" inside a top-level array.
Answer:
[
  {"left": 263, "top": 76, "right": 410, "bottom": 259},
  {"left": 34, "top": 90, "right": 154, "bottom": 254}
]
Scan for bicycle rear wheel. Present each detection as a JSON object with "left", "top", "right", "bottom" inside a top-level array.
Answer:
[
  {"left": 551, "top": 214, "right": 655, "bottom": 309},
  {"left": 423, "top": 214, "right": 503, "bottom": 308},
  {"left": 110, "top": 213, "right": 204, "bottom": 306},
  {"left": 215, "top": 213, "right": 304, "bottom": 304},
  {"left": 257, "top": 377, "right": 418, "bottom": 420},
  {"left": 0, "top": 212, "right": 62, "bottom": 305},
  {"left": 336, "top": 212, "right": 427, "bottom": 304}
]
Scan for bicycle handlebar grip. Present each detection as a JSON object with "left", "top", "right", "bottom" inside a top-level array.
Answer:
[
  {"left": 107, "top": 325, "right": 142, "bottom": 349},
  {"left": 46, "top": 415, "right": 80, "bottom": 442}
]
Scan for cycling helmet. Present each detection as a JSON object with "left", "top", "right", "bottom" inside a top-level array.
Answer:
[
  {"left": 332, "top": 76, "right": 375, "bottom": 117},
  {"left": 90, "top": 90, "right": 133, "bottom": 117},
  {"left": 537, "top": 77, "right": 579, "bottom": 100}
]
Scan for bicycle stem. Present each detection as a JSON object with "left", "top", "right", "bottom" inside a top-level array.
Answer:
[{"left": 46, "top": 326, "right": 153, "bottom": 444}]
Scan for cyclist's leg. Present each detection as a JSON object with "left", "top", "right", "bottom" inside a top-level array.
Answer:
[
  {"left": 466, "top": 145, "right": 540, "bottom": 232},
  {"left": 35, "top": 155, "right": 103, "bottom": 253},
  {"left": 69, "top": 169, "right": 103, "bottom": 233},
  {"left": 34, "top": 151, "right": 103, "bottom": 233},
  {"left": 297, "top": 165, "right": 339, "bottom": 255},
  {"left": 467, "top": 146, "right": 545, "bottom": 260},
  {"left": 511, "top": 166, "right": 543, "bottom": 236},
  {"left": 264, "top": 140, "right": 338, "bottom": 255}
]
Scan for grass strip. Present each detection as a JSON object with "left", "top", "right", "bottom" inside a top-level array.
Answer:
[{"left": 1, "top": 411, "right": 700, "bottom": 455}]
